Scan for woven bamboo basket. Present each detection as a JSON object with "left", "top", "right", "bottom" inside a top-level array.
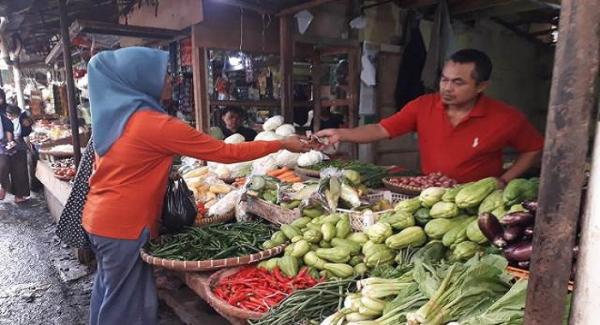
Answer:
[
  {"left": 204, "top": 267, "right": 266, "bottom": 320},
  {"left": 245, "top": 195, "right": 302, "bottom": 225},
  {"left": 194, "top": 210, "right": 235, "bottom": 227},
  {"left": 337, "top": 190, "right": 411, "bottom": 231},
  {"left": 382, "top": 178, "right": 423, "bottom": 196},
  {"left": 507, "top": 266, "right": 574, "bottom": 291},
  {"left": 140, "top": 244, "right": 285, "bottom": 272}
]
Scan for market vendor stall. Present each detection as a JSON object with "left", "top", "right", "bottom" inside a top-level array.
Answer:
[{"left": 136, "top": 142, "right": 562, "bottom": 325}]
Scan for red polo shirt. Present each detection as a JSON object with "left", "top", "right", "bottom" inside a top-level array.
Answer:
[{"left": 380, "top": 94, "right": 544, "bottom": 183}]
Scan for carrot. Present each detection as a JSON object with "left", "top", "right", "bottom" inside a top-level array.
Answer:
[
  {"left": 268, "top": 167, "right": 290, "bottom": 177},
  {"left": 277, "top": 171, "right": 297, "bottom": 180},
  {"left": 284, "top": 176, "right": 302, "bottom": 183}
]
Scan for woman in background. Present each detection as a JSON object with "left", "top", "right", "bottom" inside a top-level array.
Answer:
[{"left": 6, "top": 105, "right": 32, "bottom": 203}]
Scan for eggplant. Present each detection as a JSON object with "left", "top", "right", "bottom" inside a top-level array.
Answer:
[
  {"left": 503, "top": 241, "right": 533, "bottom": 262},
  {"left": 523, "top": 226, "right": 534, "bottom": 236},
  {"left": 500, "top": 211, "right": 535, "bottom": 226},
  {"left": 478, "top": 213, "right": 507, "bottom": 248},
  {"left": 503, "top": 225, "right": 524, "bottom": 242},
  {"left": 518, "top": 261, "right": 530, "bottom": 269},
  {"left": 522, "top": 200, "right": 538, "bottom": 214}
]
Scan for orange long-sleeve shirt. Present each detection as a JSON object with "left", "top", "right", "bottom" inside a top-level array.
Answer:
[{"left": 82, "top": 110, "right": 282, "bottom": 240}]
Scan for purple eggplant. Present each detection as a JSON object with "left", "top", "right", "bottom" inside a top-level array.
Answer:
[
  {"left": 523, "top": 226, "right": 534, "bottom": 236},
  {"left": 478, "top": 213, "right": 507, "bottom": 248},
  {"left": 503, "top": 241, "right": 533, "bottom": 262},
  {"left": 522, "top": 200, "right": 538, "bottom": 214},
  {"left": 501, "top": 211, "right": 535, "bottom": 226},
  {"left": 503, "top": 225, "right": 524, "bottom": 242},
  {"left": 518, "top": 261, "right": 530, "bottom": 269}
]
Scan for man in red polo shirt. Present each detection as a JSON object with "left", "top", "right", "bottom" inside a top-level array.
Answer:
[{"left": 315, "top": 49, "right": 544, "bottom": 184}]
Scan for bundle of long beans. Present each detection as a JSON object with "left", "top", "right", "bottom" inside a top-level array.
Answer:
[
  {"left": 147, "top": 222, "right": 276, "bottom": 260},
  {"left": 249, "top": 277, "right": 357, "bottom": 325}
]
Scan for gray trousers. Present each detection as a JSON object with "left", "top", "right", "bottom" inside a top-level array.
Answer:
[{"left": 88, "top": 228, "right": 158, "bottom": 325}]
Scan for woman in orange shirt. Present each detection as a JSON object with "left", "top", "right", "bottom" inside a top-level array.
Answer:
[{"left": 83, "top": 47, "right": 307, "bottom": 325}]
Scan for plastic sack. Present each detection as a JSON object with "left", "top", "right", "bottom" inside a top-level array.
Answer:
[{"left": 162, "top": 178, "right": 198, "bottom": 233}]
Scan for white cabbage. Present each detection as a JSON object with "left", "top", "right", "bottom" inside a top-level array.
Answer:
[
  {"left": 263, "top": 115, "right": 285, "bottom": 131},
  {"left": 275, "top": 124, "right": 296, "bottom": 137},
  {"left": 255, "top": 131, "right": 283, "bottom": 141},
  {"left": 297, "top": 150, "right": 326, "bottom": 167},
  {"left": 224, "top": 133, "right": 245, "bottom": 144},
  {"left": 274, "top": 150, "right": 300, "bottom": 168},
  {"left": 252, "top": 155, "right": 278, "bottom": 175},
  {"left": 208, "top": 189, "right": 242, "bottom": 217}
]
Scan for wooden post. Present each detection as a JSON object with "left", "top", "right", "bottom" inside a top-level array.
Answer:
[
  {"left": 312, "top": 49, "right": 321, "bottom": 132},
  {"left": 347, "top": 47, "right": 360, "bottom": 159},
  {"left": 58, "top": 0, "right": 81, "bottom": 166},
  {"left": 279, "top": 15, "right": 294, "bottom": 122},
  {"left": 524, "top": 0, "right": 600, "bottom": 323},
  {"left": 192, "top": 45, "right": 209, "bottom": 132}
]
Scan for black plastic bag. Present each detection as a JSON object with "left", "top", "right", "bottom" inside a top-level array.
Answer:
[{"left": 162, "top": 177, "right": 197, "bottom": 233}]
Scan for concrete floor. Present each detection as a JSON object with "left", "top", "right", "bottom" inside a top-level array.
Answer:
[{"left": 0, "top": 192, "right": 191, "bottom": 325}]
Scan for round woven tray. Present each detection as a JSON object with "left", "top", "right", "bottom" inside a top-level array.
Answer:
[
  {"left": 39, "top": 149, "right": 75, "bottom": 158},
  {"left": 194, "top": 210, "right": 235, "bottom": 227},
  {"left": 140, "top": 244, "right": 285, "bottom": 272},
  {"left": 506, "top": 266, "right": 574, "bottom": 291},
  {"left": 294, "top": 166, "right": 321, "bottom": 178},
  {"left": 382, "top": 178, "right": 423, "bottom": 196},
  {"left": 204, "top": 267, "right": 266, "bottom": 320},
  {"left": 54, "top": 174, "right": 74, "bottom": 182}
]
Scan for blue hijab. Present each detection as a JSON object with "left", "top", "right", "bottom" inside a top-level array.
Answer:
[{"left": 88, "top": 47, "right": 169, "bottom": 156}]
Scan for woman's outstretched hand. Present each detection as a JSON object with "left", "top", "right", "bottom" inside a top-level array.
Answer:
[{"left": 281, "top": 136, "right": 311, "bottom": 153}]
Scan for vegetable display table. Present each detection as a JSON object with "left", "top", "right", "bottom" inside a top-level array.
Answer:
[{"left": 182, "top": 272, "right": 246, "bottom": 325}]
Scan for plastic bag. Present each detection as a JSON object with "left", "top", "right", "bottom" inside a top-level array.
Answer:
[{"left": 162, "top": 178, "right": 197, "bottom": 233}]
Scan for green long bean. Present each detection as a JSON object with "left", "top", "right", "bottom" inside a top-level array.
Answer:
[
  {"left": 147, "top": 221, "right": 276, "bottom": 260},
  {"left": 249, "top": 278, "right": 358, "bottom": 325}
]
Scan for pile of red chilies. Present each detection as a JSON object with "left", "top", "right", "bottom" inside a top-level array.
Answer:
[{"left": 212, "top": 266, "right": 321, "bottom": 313}]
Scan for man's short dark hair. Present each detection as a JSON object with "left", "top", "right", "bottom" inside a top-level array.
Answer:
[
  {"left": 449, "top": 49, "right": 492, "bottom": 83},
  {"left": 223, "top": 106, "right": 243, "bottom": 116}
]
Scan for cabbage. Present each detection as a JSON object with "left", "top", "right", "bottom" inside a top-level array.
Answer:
[
  {"left": 263, "top": 115, "right": 285, "bottom": 131},
  {"left": 274, "top": 150, "right": 300, "bottom": 168},
  {"left": 255, "top": 131, "right": 283, "bottom": 141},
  {"left": 208, "top": 189, "right": 242, "bottom": 217},
  {"left": 224, "top": 133, "right": 245, "bottom": 144},
  {"left": 214, "top": 164, "right": 231, "bottom": 179},
  {"left": 275, "top": 124, "right": 296, "bottom": 137},
  {"left": 252, "top": 155, "right": 278, "bottom": 175},
  {"left": 297, "top": 150, "right": 325, "bottom": 167}
]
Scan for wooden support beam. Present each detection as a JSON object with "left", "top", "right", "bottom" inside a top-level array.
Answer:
[
  {"left": 280, "top": 15, "right": 294, "bottom": 122},
  {"left": 45, "top": 20, "right": 181, "bottom": 64},
  {"left": 347, "top": 47, "right": 359, "bottom": 159},
  {"left": 58, "top": 0, "right": 81, "bottom": 167},
  {"left": 490, "top": 17, "right": 551, "bottom": 47},
  {"left": 524, "top": 0, "right": 600, "bottom": 323},
  {"left": 529, "top": 27, "right": 557, "bottom": 36},
  {"left": 450, "top": 0, "right": 518, "bottom": 16},
  {"left": 453, "top": 1, "right": 545, "bottom": 21},
  {"left": 208, "top": 0, "right": 276, "bottom": 14},
  {"left": 277, "top": 0, "right": 343, "bottom": 16},
  {"left": 72, "top": 20, "right": 181, "bottom": 40},
  {"left": 312, "top": 49, "right": 322, "bottom": 132},
  {"left": 192, "top": 46, "right": 210, "bottom": 132}
]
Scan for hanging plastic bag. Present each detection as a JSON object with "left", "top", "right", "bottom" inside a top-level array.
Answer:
[{"left": 162, "top": 177, "right": 197, "bottom": 233}]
